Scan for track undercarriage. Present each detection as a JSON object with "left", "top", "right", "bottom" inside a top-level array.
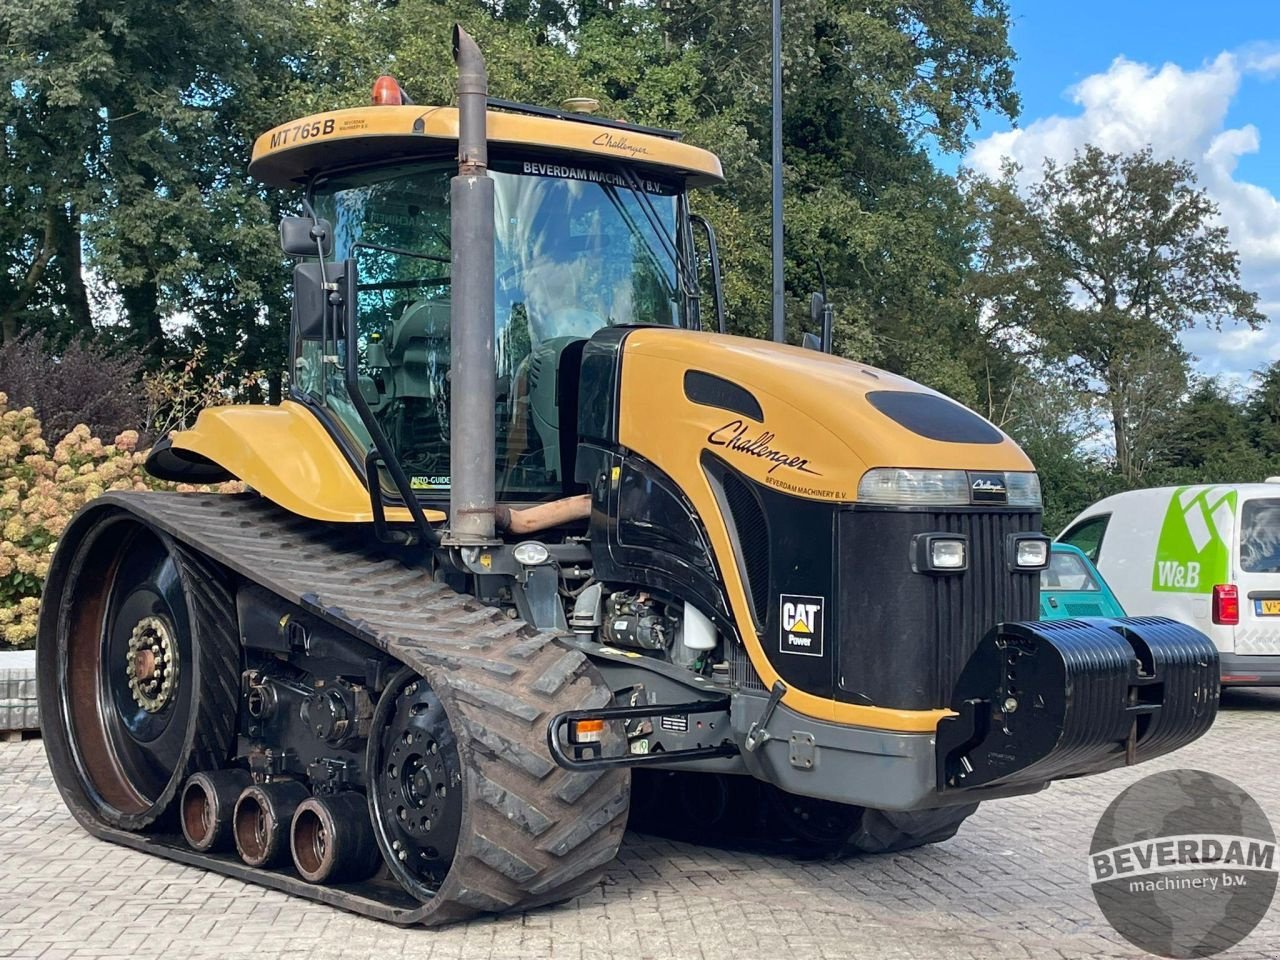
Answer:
[{"left": 39, "top": 492, "right": 631, "bottom": 925}]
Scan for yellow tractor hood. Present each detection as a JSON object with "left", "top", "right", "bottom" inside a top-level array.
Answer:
[{"left": 618, "top": 329, "right": 1032, "bottom": 504}]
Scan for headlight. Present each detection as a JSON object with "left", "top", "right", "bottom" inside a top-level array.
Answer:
[
  {"left": 858, "top": 468, "right": 1042, "bottom": 508},
  {"left": 858, "top": 469, "right": 970, "bottom": 506},
  {"left": 932, "top": 539, "right": 968, "bottom": 569},
  {"left": 912, "top": 533, "right": 969, "bottom": 574},
  {"left": 1009, "top": 534, "right": 1051, "bottom": 570}
]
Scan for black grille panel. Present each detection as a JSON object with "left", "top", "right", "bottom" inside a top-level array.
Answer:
[
  {"left": 838, "top": 508, "right": 1040, "bottom": 710},
  {"left": 720, "top": 469, "right": 771, "bottom": 623}
]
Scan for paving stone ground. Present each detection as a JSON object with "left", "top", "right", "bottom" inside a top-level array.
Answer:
[{"left": 2, "top": 689, "right": 1278, "bottom": 960}]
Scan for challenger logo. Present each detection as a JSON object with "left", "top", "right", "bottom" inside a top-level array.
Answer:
[
  {"left": 708, "top": 420, "right": 820, "bottom": 476},
  {"left": 968, "top": 472, "right": 1008, "bottom": 504},
  {"left": 779, "top": 595, "right": 824, "bottom": 657}
]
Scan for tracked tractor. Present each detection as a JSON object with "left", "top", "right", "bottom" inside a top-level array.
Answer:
[{"left": 38, "top": 27, "right": 1220, "bottom": 925}]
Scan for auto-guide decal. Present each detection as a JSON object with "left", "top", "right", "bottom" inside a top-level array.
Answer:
[
  {"left": 780, "top": 595, "right": 825, "bottom": 657},
  {"left": 708, "top": 420, "right": 820, "bottom": 476}
]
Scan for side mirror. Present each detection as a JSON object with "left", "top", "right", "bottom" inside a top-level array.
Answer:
[
  {"left": 292, "top": 261, "right": 341, "bottom": 340},
  {"left": 801, "top": 332, "right": 823, "bottom": 352},
  {"left": 808, "top": 291, "right": 834, "bottom": 353},
  {"left": 280, "top": 216, "right": 333, "bottom": 258}
]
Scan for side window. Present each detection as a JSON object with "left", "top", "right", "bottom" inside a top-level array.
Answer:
[{"left": 1061, "top": 515, "right": 1110, "bottom": 564}]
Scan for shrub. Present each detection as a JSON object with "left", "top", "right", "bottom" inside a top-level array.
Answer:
[
  {"left": 0, "top": 393, "right": 241, "bottom": 649},
  {"left": 0, "top": 331, "right": 146, "bottom": 441},
  {"left": 144, "top": 343, "right": 266, "bottom": 438}
]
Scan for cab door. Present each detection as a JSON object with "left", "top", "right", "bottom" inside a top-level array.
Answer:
[{"left": 1235, "top": 495, "right": 1280, "bottom": 656}]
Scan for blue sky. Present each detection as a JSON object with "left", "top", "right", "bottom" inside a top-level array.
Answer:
[{"left": 954, "top": 1, "right": 1280, "bottom": 386}]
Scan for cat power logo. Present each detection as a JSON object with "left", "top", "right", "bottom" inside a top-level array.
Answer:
[{"left": 779, "top": 594, "right": 824, "bottom": 657}]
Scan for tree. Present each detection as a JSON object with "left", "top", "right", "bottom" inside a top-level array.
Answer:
[
  {"left": 1247, "top": 362, "right": 1280, "bottom": 463},
  {"left": 3, "top": 0, "right": 1023, "bottom": 414},
  {"left": 966, "top": 145, "right": 1265, "bottom": 484}
]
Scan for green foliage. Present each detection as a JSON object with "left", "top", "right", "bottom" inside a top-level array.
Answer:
[{"left": 965, "top": 146, "right": 1265, "bottom": 485}]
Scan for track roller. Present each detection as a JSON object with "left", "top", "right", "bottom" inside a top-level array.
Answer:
[
  {"left": 291, "top": 793, "right": 383, "bottom": 884},
  {"left": 234, "top": 781, "right": 309, "bottom": 868},
  {"left": 181, "top": 769, "right": 252, "bottom": 852}
]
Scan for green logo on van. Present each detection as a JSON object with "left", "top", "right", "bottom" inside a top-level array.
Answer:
[{"left": 1152, "top": 486, "right": 1236, "bottom": 594}]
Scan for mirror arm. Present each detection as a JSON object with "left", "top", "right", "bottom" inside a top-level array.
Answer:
[
  {"left": 338, "top": 259, "right": 442, "bottom": 548},
  {"left": 689, "top": 213, "right": 726, "bottom": 334}
]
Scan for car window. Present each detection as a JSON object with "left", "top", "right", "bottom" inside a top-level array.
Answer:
[
  {"left": 1240, "top": 498, "right": 1280, "bottom": 573},
  {"left": 1043, "top": 550, "right": 1100, "bottom": 591},
  {"left": 1060, "top": 515, "right": 1109, "bottom": 564}
]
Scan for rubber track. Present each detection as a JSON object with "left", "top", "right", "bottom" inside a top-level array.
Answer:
[{"left": 59, "top": 492, "right": 630, "bottom": 926}]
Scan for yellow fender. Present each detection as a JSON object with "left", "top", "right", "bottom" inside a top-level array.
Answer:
[{"left": 147, "top": 400, "right": 445, "bottom": 525}]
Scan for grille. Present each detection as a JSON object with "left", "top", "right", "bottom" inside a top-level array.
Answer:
[
  {"left": 925, "top": 511, "right": 1040, "bottom": 705},
  {"left": 719, "top": 469, "right": 771, "bottom": 623},
  {"left": 727, "top": 639, "right": 766, "bottom": 691},
  {"left": 838, "top": 508, "right": 1041, "bottom": 710}
]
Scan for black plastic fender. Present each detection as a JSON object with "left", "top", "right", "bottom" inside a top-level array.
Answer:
[{"left": 936, "top": 617, "right": 1219, "bottom": 794}]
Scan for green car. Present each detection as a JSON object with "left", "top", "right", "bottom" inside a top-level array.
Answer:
[{"left": 1040, "top": 543, "right": 1126, "bottom": 620}]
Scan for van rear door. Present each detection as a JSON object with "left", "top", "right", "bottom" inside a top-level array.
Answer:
[{"left": 1235, "top": 496, "right": 1280, "bottom": 656}]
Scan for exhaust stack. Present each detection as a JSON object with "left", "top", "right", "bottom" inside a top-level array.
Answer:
[{"left": 448, "top": 25, "right": 497, "bottom": 543}]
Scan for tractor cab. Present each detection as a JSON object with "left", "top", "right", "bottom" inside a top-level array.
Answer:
[{"left": 250, "top": 91, "right": 725, "bottom": 508}]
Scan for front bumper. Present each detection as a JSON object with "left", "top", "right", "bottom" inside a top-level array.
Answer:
[{"left": 733, "top": 616, "right": 1219, "bottom": 811}]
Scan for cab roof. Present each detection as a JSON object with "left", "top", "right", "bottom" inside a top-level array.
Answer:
[{"left": 249, "top": 104, "right": 725, "bottom": 190}]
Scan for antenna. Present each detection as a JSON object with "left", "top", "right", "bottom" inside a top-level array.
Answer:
[{"left": 770, "top": 0, "right": 784, "bottom": 343}]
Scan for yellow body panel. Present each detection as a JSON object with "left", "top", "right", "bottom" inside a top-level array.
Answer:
[
  {"left": 617, "top": 329, "right": 1032, "bottom": 730},
  {"left": 249, "top": 106, "right": 724, "bottom": 189},
  {"left": 171, "top": 401, "right": 446, "bottom": 525}
]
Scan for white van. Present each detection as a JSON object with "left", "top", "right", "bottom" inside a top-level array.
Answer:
[{"left": 1059, "top": 484, "right": 1280, "bottom": 686}]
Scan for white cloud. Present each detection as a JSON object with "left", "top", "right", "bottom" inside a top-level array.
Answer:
[{"left": 966, "top": 52, "right": 1280, "bottom": 385}]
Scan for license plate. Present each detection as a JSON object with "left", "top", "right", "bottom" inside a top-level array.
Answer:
[{"left": 1255, "top": 599, "right": 1280, "bottom": 616}]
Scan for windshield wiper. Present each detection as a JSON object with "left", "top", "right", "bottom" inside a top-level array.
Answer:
[
  {"left": 607, "top": 165, "right": 699, "bottom": 302},
  {"left": 352, "top": 240, "right": 450, "bottom": 265}
]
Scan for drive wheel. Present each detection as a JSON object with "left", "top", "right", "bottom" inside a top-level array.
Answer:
[
  {"left": 368, "top": 668, "right": 465, "bottom": 898},
  {"left": 39, "top": 511, "right": 240, "bottom": 832}
]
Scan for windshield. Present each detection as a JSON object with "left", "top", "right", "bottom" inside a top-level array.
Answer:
[{"left": 301, "top": 159, "right": 684, "bottom": 500}]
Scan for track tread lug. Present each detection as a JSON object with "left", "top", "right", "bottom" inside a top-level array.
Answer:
[
  {"left": 471, "top": 832, "right": 540, "bottom": 883},
  {"left": 553, "top": 769, "right": 604, "bottom": 805},
  {"left": 537, "top": 787, "right": 630, "bottom": 856},
  {"left": 474, "top": 772, "right": 555, "bottom": 837},
  {"left": 531, "top": 648, "right": 587, "bottom": 697},
  {"left": 463, "top": 720, "right": 556, "bottom": 780},
  {"left": 449, "top": 676, "right": 542, "bottom": 724}
]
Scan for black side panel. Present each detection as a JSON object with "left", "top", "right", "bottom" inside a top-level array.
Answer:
[
  {"left": 683, "top": 370, "right": 763, "bottom": 422},
  {"left": 838, "top": 507, "right": 1040, "bottom": 710},
  {"left": 556, "top": 337, "right": 588, "bottom": 491},
  {"left": 583, "top": 445, "right": 739, "bottom": 645},
  {"left": 703, "top": 454, "right": 838, "bottom": 699},
  {"left": 866, "top": 391, "right": 1003, "bottom": 444},
  {"left": 576, "top": 327, "right": 633, "bottom": 446}
]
